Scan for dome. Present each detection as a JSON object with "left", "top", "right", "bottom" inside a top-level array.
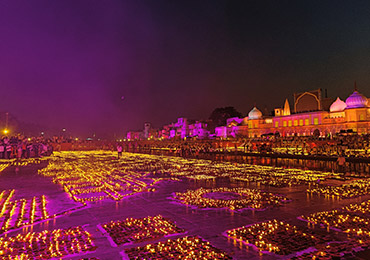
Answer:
[
  {"left": 330, "top": 97, "right": 347, "bottom": 112},
  {"left": 248, "top": 107, "right": 262, "bottom": 119},
  {"left": 345, "top": 91, "right": 368, "bottom": 108}
]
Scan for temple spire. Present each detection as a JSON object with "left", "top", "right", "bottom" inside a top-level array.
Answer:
[{"left": 283, "top": 98, "right": 291, "bottom": 116}]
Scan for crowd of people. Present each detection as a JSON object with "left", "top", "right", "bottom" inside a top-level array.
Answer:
[
  {"left": 0, "top": 136, "right": 53, "bottom": 159},
  {"left": 246, "top": 134, "right": 370, "bottom": 158},
  {"left": 2, "top": 132, "right": 369, "bottom": 175},
  {"left": 117, "top": 135, "right": 370, "bottom": 175},
  {"left": 121, "top": 134, "right": 370, "bottom": 159}
]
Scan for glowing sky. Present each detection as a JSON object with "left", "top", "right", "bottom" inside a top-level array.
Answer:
[{"left": 1, "top": 0, "right": 370, "bottom": 138}]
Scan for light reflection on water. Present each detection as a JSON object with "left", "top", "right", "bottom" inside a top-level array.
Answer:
[
  {"left": 146, "top": 149, "right": 370, "bottom": 174},
  {"left": 214, "top": 154, "right": 369, "bottom": 175}
]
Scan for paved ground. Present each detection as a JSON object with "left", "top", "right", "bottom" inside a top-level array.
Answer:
[{"left": 1, "top": 157, "right": 369, "bottom": 260}]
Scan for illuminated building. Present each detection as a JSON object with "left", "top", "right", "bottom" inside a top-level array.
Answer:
[
  {"left": 189, "top": 121, "right": 209, "bottom": 138},
  {"left": 127, "top": 117, "right": 210, "bottom": 140},
  {"left": 127, "top": 122, "right": 159, "bottom": 140},
  {"left": 128, "top": 86, "right": 369, "bottom": 140},
  {"left": 218, "top": 87, "right": 370, "bottom": 138}
]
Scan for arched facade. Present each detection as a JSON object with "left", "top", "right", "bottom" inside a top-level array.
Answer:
[
  {"left": 294, "top": 89, "right": 322, "bottom": 113},
  {"left": 218, "top": 89, "right": 370, "bottom": 139}
]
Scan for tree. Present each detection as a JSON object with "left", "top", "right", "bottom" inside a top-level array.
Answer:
[{"left": 208, "top": 107, "right": 243, "bottom": 130}]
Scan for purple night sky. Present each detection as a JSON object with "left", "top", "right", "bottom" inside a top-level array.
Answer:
[{"left": 1, "top": 0, "right": 370, "bottom": 138}]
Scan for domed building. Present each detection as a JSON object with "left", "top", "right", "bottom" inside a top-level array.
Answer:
[
  {"left": 248, "top": 107, "right": 263, "bottom": 119},
  {"left": 271, "top": 87, "right": 369, "bottom": 137},
  {"left": 215, "top": 85, "right": 370, "bottom": 139},
  {"left": 246, "top": 106, "right": 274, "bottom": 137},
  {"left": 344, "top": 90, "right": 369, "bottom": 126},
  {"left": 330, "top": 97, "right": 347, "bottom": 112},
  {"left": 329, "top": 97, "right": 347, "bottom": 119},
  {"left": 345, "top": 90, "right": 368, "bottom": 108}
]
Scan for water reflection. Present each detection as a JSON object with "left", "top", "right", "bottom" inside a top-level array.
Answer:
[
  {"left": 214, "top": 154, "right": 369, "bottom": 175},
  {"left": 145, "top": 149, "right": 369, "bottom": 175}
]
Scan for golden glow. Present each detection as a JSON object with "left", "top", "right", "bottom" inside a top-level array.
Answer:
[
  {"left": 265, "top": 118, "right": 272, "bottom": 123},
  {"left": 295, "top": 199, "right": 370, "bottom": 258},
  {"left": 38, "top": 151, "right": 173, "bottom": 203},
  {"left": 101, "top": 215, "right": 185, "bottom": 245},
  {"left": 0, "top": 226, "right": 95, "bottom": 259},
  {"left": 307, "top": 179, "right": 370, "bottom": 199},
  {"left": 126, "top": 236, "right": 231, "bottom": 259},
  {"left": 0, "top": 189, "right": 51, "bottom": 235},
  {"left": 173, "top": 187, "right": 290, "bottom": 211},
  {"left": 226, "top": 220, "right": 319, "bottom": 255}
]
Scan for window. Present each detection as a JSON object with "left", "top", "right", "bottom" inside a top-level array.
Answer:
[
  {"left": 265, "top": 119, "right": 273, "bottom": 123},
  {"left": 288, "top": 120, "right": 292, "bottom": 127},
  {"left": 294, "top": 120, "right": 298, "bottom": 126},
  {"left": 299, "top": 119, "right": 303, "bottom": 126},
  {"left": 283, "top": 121, "right": 287, "bottom": 127},
  {"left": 275, "top": 121, "right": 279, "bottom": 128},
  {"left": 314, "top": 118, "right": 319, "bottom": 125},
  {"left": 305, "top": 119, "right": 309, "bottom": 125},
  {"left": 360, "top": 114, "right": 365, "bottom": 121}
]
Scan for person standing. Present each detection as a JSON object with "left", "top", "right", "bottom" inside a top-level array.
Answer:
[
  {"left": 21, "top": 141, "right": 27, "bottom": 158},
  {"left": 337, "top": 153, "right": 346, "bottom": 175},
  {"left": 5, "top": 144, "right": 12, "bottom": 159},
  {"left": 117, "top": 144, "right": 123, "bottom": 159},
  {"left": 0, "top": 141, "right": 4, "bottom": 159},
  {"left": 17, "top": 144, "right": 22, "bottom": 160},
  {"left": 26, "top": 142, "right": 33, "bottom": 158},
  {"left": 33, "top": 142, "right": 39, "bottom": 157}
]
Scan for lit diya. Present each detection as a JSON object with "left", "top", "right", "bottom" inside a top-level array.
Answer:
[{"left": 172, "top": 187, "right": 290, "bottom": 211}]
